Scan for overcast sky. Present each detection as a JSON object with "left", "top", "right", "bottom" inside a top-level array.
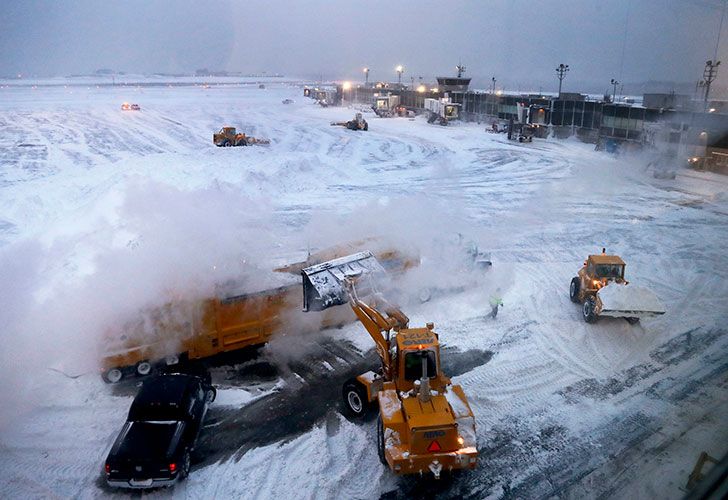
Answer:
[{"left": 1, "top": 0, "right": 727, "bottom": 92}]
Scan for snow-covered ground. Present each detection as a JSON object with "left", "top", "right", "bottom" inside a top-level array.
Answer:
[{"left": 0, "top": 79, "right": 726, "bottom": 499}]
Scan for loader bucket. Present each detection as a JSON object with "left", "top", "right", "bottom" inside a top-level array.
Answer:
[
  {"left": 301, "top": 251, "right": 385, "bottom": 312},
  {"left": 596, "top": 283, "right": 666, "bottom": 319}
]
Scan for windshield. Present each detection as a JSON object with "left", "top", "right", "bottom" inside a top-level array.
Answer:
[
  {"left": 594, "top": 264, "right": 624, "bottom": 278},
  {"left": 404, "top": 350, "right": 437, "bottom": 381}
]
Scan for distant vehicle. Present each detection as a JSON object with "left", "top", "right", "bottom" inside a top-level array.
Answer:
[
  {"left": 424, "top": 97, "right": 460, "bottom": 125},
  {"left": 330, "top": 113, "right": 368, "bottom": 131},
  {"left": 121, "top": 103, "right": 141, "bottom": 111},
  {"left": 372, "top": 94, "right": 409, "bottom": 118},
  {"left": 258, "top": 84, "right": 266, "bottom": 89},
  {"left": 213, "top": 126, "right": 270, "bottom": 147},
  {"left": 282, "top": 99, "right": 294, "bottom": 104},
  {"left": 104, "top": 374, "right": 216, "bottom": 489}
]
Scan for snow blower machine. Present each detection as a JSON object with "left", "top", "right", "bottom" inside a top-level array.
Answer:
[
  {"left": 331, "top": 112, "right": 368, "bottom": 131},
  {"left": 301, "top": 251, "right": 478, "bottom": 478},
  {"left": 213, "top": 126, "right": 270, "bottom": 147},
  {"left": 569, "top": 249, "right": 666, "bottom": 324}
]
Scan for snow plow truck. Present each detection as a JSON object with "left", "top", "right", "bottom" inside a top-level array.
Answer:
[
  {"left": 570, "top": 249, "right": 666, "bottom": 324},
  {"left": 301, "top": 252, "right": 478, "bottom": 478},
  {"left": 213, "top": 126, "right": 270, "bottom": 147}
]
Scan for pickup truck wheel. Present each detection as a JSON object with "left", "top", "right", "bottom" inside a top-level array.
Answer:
[
  {"left": 136, "top": 361, "right": 152, "bottom": 376},
  {"left": 376, "top": 414, "right": 386, "bottom": 465},
  {"left": 569, "top": 277, "right": 581, "bottom": 303},
  {"left": 583, "top": 296, "right": 597, "bottom": 323},
  {"left": 103, "top": 368, "right": 123, "bottom": 384},
  {"left": 206, "top": 387, "right": 217, "bottom": 403},
  {"left": 180, "top": 450, "right": 191, "bottom": 479},
  {"left": 342, "top": 379, "right": 368, "bottom": 418}
]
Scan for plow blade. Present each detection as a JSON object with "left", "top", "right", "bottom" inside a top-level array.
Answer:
[
  {"left": 597, "top": 283, "right": 666, "bottom": 318},
  {"left": 302, "top": 251, "right": 385, "bottom": 312}
]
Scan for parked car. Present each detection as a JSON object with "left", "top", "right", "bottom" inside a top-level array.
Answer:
[{"left": 104, "top": 374, "right": 216, "bottom": 489}]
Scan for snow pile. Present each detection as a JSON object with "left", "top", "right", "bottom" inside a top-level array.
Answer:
[{"left": 598, "top": 282, "right": 666, "bottom": 315}]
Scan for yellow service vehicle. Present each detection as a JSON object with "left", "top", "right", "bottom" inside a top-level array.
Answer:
[
  {"left": 213, "top": 126, "right": 270, "bottom": 147},
  {"left": 570, "top": 249, "right": 666, "bottom": 324},
  {"left": 100, "top": 244, "right": 418, "bottom": 383},
  {"left": 301, "top": 252, "right": 477, "bottom": 478}
]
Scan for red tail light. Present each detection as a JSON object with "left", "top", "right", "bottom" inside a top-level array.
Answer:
[
  {"left": 104, "top": 463, "right": 110, "bottom": 474},
  {"left": 169, "top": 463, "right": 177, "bottom": 473},
  {"left": 427, "top": 440, "right": 442, "bottom": 453}
]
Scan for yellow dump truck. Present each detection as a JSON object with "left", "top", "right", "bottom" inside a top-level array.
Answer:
[{"left": 100, "top": 244, "right": 418, "bottom": 383}]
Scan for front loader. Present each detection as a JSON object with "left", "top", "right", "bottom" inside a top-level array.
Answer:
[
  {"left": 331, "top": 112, "right": 369, "bottom": 131},
  {"left": 213, "top": 126, "right": 270, "bottom": 147},
  {"left": 301, "top": 252, "right": 478, "bottom": 478},
  {"left": 570, "top": 249, "right": 666, "bottom": 324}
]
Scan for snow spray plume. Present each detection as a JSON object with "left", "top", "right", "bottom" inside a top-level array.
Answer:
[{"left": 0, "top": 180, "right": 280, "bottom": 427}]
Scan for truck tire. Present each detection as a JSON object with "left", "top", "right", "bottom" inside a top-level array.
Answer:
[
  {"left": 136, "top": 360, "right": 152, "bottom": 376},
  {"left": 206, "top": 387, "right": 217, "bottom": 403},
  {"left": 583, "top": 296, "right": 597, "bottom": 323},
  {"left": 569, "top": 277, "right": 581, "bottom": 303},
  {"left": 377, "top": 414, "right": 386, "bottom": 465},
  {"left": 223, "top": 140, "right": 232, "bottom": 147},
  {"left": 363, "top": 122, "right": 368, "bottom": 131},
  {"left": 342, "top": 378, "right": 368, "bottom": 418},
  {"left": 102, "top": 367, "right": 123, "bottom": 384}
]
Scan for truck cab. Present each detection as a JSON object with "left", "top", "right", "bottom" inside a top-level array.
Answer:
[
  {"left": 392, "top": 325, "right": 446, "bottom": 393},
  {"left": 576, "top": 253, "right": 626, "bottom": 299}
]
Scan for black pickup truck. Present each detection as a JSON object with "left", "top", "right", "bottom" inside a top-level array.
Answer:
[{"left": 104, "top": 373, "right": 216, "bottom": 489}]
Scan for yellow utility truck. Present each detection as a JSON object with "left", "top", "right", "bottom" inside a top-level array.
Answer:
[
  {"left": 301, "top": 252, "right": 478, "bottom": 478},
  {"left": 570, "top": 249, "right": 666, "bottom": 324}
]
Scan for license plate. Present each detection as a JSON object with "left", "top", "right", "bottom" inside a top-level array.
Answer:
[{"left": 130, "top": 478, "right": 153, "bottom": 487}]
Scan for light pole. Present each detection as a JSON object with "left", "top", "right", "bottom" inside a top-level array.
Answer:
[
  {"left": 703, "top": 60, "right": 721, "bottom": 111},
  {"left": 556, "top": 63, "right": 569, "bottom": 97},
  {"left": 396, "top": 65, "right": 404, "bottom": 86},
  {"left": 491, "top": 76, "right": 496, "bottom": 93},
  {"left": 610, "top": 78, "right": 619, "bottom": 103},
  {"left": 363, "top": 67, "right": 369, "bottom": 86}
]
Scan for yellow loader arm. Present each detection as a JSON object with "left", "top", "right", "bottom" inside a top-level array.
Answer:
[{"left": 344, "top": 280, "right": 408, "bottom": 379}]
